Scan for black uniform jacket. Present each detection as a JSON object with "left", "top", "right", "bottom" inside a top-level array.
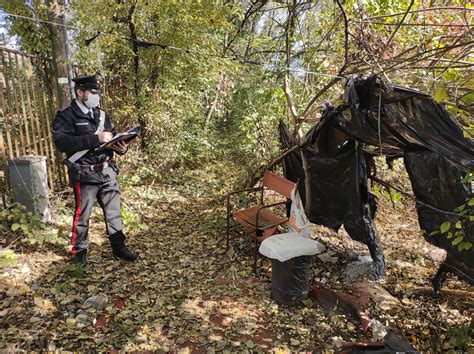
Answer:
[{"left": 52, "top": 100, "right": 120, "bottom": 184}]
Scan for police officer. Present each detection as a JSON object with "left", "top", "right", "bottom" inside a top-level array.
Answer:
[{"left": 52, "top": 74, "right": 137, "bottom": 267}]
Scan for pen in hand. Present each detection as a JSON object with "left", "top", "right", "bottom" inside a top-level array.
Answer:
[{"left": 98, "top": 129, "right": 113, "bottom": 144}]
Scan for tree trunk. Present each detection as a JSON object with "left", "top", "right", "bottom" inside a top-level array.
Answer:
[
  {"left": 283, "top": 0, "right": 313, "bottom": 215},
  {"left": 204, "top": 73, "right": 226, "bottom": 132},
  {"left": 127, "top": 1, "right": 146, "bottom": 148},
  {"left": 47, "top": 0, "right": 69, "bottom": 108}
]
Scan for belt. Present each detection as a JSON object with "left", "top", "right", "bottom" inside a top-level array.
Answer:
[{"left": 78, "top": 161, "right": 111, "bottom": 172}]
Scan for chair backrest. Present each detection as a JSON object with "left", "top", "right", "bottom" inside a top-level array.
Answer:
[{"left": 262, "top": 171, "right": 296, "bottom": 199}]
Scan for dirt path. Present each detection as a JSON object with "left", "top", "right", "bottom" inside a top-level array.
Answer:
[{"left": 0, "top": 169, "right": 472, "bottom": 351}]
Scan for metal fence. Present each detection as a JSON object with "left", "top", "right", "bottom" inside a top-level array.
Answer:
[{"left": 0, "top": 47, "right": 68, "bottom": 206}]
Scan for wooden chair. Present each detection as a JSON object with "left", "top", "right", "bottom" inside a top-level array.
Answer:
[{"left": 226, "top": 171, "right": 296, "bottom": 273}]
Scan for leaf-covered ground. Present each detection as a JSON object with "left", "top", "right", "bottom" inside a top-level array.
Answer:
[{"left": 0, "top": 163, "right": 472, "bottom": 352}]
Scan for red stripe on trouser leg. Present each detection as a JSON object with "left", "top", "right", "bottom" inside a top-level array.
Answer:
[{"left": 71, "top": 180, "right": 81, "bottom": 255}]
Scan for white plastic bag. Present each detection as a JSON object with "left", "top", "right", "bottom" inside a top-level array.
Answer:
[
  {"left": 288, "top": 186, "right": 312, "bottom": 238},
  {"left": 259, "top": 232, "right": 325, "bottom": 262}
]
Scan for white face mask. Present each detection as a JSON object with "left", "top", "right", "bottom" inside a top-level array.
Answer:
[{"left": 84, "top": 93, "right": 100, "bottom": 108}]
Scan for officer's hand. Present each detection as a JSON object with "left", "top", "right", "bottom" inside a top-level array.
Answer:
[
  {"left": 111, "top": 141, "right": 129, "bottom": 154},
  {"left": 98, "top": 131, "right": 113, "bottom": 143}
]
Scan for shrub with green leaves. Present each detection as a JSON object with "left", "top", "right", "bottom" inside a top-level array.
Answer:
[{"left": 0, "top": 204, "right": 66, "bottom": 246}]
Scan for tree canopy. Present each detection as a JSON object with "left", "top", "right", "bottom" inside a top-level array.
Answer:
[{"left": 1, "top": 0, "right": 471, "bottom": 170}]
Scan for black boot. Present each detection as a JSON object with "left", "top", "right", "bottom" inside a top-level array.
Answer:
[
  {"left": 74, "top": 249, "right": 87, "bottom": 267},
  {"left": 109, "top": 231, "right": 138, "bottom": 261}
]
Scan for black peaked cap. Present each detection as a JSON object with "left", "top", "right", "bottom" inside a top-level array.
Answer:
[{"left": 72, "top": 74, "right": 100, "bottom": 91}]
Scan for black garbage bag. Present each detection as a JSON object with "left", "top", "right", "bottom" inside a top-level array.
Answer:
[
  {"left": 279, "top": 118, "right": 385, "bottom": 279},
  {"left": 339, "top": 75, "right": 474, "bottom": 289},
  {"left": 338, "top": 75, "right": 474, "bottom": 170},
  {"left": 271, "top": 256, "right": 310, "bottom": 306},
  {"left": 404, "top": 150, "right": 474, "bottom": 291}
]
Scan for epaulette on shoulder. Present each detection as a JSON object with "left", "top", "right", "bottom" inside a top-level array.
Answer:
[{"left": 57, "top": 105, "right": 71, "bottom": 114}]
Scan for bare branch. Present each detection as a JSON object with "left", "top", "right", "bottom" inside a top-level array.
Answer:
[
  {"left": 388, "top": 57, "right": 474, "bottom": 66},
  {"left": 247, "top": 49, "right": 287, "bottom": 56},
  {"left": 370, "top": 176, "right": 466, "bottom": 218},
  {"left": 299, "top": 0, "right": 348, "bottom": 120},
  {"left": 392, "top": 37, "right": 471, "bottom": 62},
  {"left": 204, "top": 73, "right": 226, "bottom": 132},
  {"left": 380, "top": 0, "right": 415, "bottom": 58},
  {"left": 360, "top": 20, "right": 471, "bottom": 28},
  {"left": 305, "top": 14, "right": 341, "bottom": 65},
  {"left": 402, "top": 64, "right": 473, "bottom": 69},
  {"left": 368, "top": 6, "right": 473, "bottom": 20},
  {"left": 225, "top": 1, "right": 267, "bottom": 53},
  {"left": 445, "top": 101, "right": 474, "bottom": 115},
  {"left": 265, "top": 145, "right": 299, "bottom": 171},
  {"left": 380, "top": 39, "right": 473, "bottom": 75},
  {"left": 336, "top": 0, "right": 349, "bottom": 66},
  {"left": 300, "top": 73, "right": 344, "bottom": 120},
  {"left": 282, "top": 75, "right": 299, "bottom": 120}
]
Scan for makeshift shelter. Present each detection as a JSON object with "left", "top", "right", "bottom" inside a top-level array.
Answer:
[{"left": 280, "top": 75, "right": 474, "bottom": 292}]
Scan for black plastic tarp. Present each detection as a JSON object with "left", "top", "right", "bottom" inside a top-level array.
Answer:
[
  {"left": 279, "top": 75, "right": 474, "bottom": 288},
  {"left": 338, "top": 75, "right": 474, "bottom": 170},
  {"left": 280, "top": 118, "right": 385, "bottom": 279},
  {"left": 404, "top": 151, "right": 474, "bottom": 286}
]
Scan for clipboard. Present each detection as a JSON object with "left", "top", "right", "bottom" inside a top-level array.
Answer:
[{"left": 96, "top": 125, "right": 141, "bottom": 152}]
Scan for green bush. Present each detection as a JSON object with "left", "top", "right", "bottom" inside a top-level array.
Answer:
[{"left": 0, "top": 204, "right": 66, "bottom": 246}]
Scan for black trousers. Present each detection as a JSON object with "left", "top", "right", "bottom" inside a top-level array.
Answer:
[{"left": 71, "top": 170, "right": 123, "bottom": 255}]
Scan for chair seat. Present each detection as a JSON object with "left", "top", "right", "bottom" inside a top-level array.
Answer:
[{"left": 233, "top": 204, "right": 287, "bottom": 239}]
